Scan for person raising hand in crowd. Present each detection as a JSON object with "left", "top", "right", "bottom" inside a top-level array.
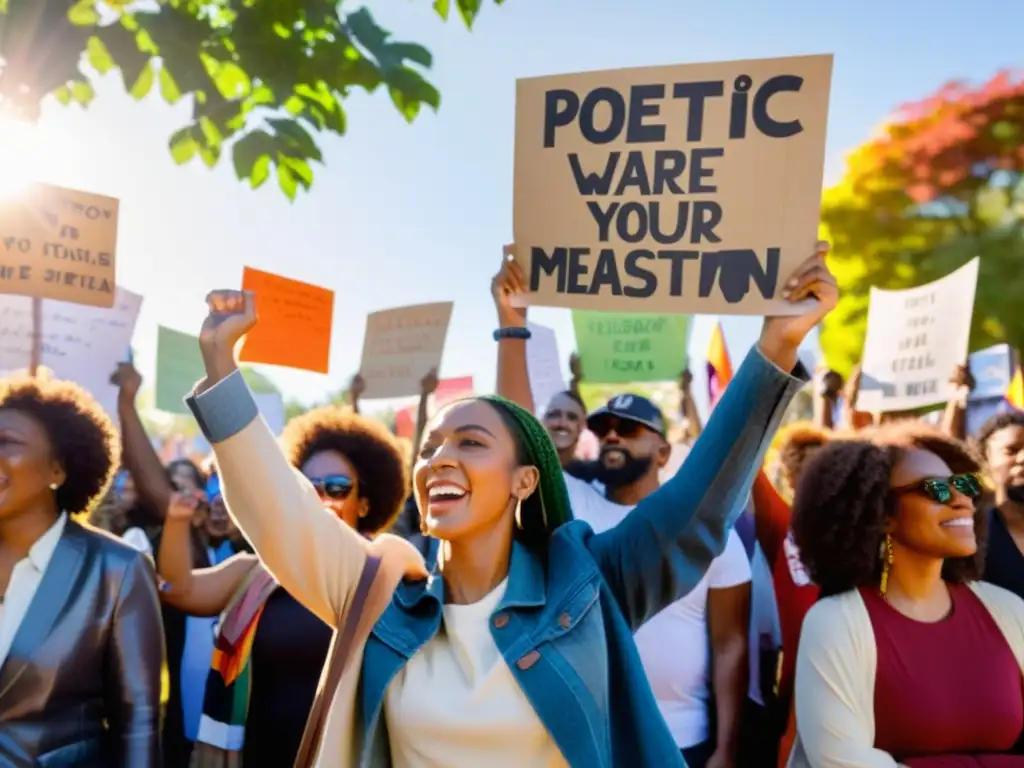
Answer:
[
  {"left": 491, "top": 241, "right": 836, "bottom": 767},
  {"left": 156, "top": 400, "right": 407, "bottom": 767},
  {"left": 180, "top": 237, "right": 835, "bottom": 766},
  {"left": 110, "top": 358, "right": 243, "bottom": 767}
]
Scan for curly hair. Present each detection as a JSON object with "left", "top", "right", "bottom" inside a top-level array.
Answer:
[
  {"left": 776, "top": 421, "right": 831, "bottom": 486},
  {"left": 281, "top": 405, "right": 408, "bottom": 534},
  {"left": 791, "top": 421, "right": 987, "bottom": 598},
  {"left": 974, "top": 410, "right": 1024, "bottom": 459},
  {"left": 0, "top": 373, "right": 119, "bottom": 516}
]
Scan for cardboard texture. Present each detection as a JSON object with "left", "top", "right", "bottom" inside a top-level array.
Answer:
[
  {"left": 513, "top": 54, "right": 833, "bottom": 315},
  {"left": 0, "top": 183, "right": 119, "bottom": 307},
  {"left": 359, "top": 302, "right": 453, "bottom": 399}
]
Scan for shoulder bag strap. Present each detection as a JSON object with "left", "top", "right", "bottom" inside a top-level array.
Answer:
[{"left": 293, "top": 555, "right": 382, "bottom": 768}]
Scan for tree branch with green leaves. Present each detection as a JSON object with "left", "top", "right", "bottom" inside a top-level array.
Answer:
[{"left": 0, "top": 0, "right": 505, "bottom": 199}]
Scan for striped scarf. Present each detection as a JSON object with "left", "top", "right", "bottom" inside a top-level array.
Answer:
[{"left": 190, "top": 565, "right": 277, "bottom": 768}]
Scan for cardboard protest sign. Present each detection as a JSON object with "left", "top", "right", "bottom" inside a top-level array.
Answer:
[
  {"left": 156, "top": 326, "right": 206, "bottom": 415},
  {"left": 526, "top": 321, "right": 568, "bottom": 414},
  {"left": 0, "top": 286, "right": 141, "bottom": 416},
  {"left": 513, "top": 54, "right": 832, "bottom": 314},
  {"left": 359, "top": 302, "right": 453, "bottom": 399},
  {"left": 572, "top": 311, "right": 691, "bottom": 384},
  {"left": 239, "top": 267, "right": 334, "bottom": 374},
  {"left": 857, "top": 258, "right": 980, "bottom": 413},
  {"left": 0, "top": 183, "right": 119, "bottom": 307}
]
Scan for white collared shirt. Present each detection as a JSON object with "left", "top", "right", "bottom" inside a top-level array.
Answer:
[{"left": 0, "top": 513, "right": 67, "bottom": 668}]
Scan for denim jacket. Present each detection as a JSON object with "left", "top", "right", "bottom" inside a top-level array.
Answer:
[{"left": 187, "top": 346, "right": 805, "bottom": 767}]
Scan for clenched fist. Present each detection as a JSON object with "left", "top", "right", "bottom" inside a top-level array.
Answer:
[{"left": 198, "top": 289, "right": 258, "bottom": 386}]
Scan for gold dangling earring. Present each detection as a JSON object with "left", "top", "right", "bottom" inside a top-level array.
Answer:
[
  {"left": 514, "top": 496, "right": 524, "bottom": 530},
  {"left": 879, "top": 533, "right": 894, "bottom": 596}
]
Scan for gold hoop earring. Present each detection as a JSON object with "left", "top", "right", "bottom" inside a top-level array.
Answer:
[
  {"left": 514, "top": 496, "right": 524, "bottom": 530},
  {"left": 879, "top": 533, "right": 894, "bottom": 596}
]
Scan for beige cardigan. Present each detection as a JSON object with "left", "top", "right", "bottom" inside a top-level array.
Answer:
[
  {"left": 788, "top": 581, "right": 1024, "bottom": 768},
  {"left": 214, "top": 414, "right": 428, "bottom": 767}
]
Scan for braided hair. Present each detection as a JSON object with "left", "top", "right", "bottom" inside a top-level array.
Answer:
[{"left": 477, "top": 395, "right": 574, "bottom": 548}]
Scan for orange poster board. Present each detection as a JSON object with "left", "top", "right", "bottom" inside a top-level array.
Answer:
[{"left": 238, "top": 267, "right": 334, "bottom": 373}]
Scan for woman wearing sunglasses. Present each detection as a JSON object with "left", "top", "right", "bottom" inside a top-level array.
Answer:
[
  {"left": 156, "top": 406, "right": 407, "bottom": 768},
  {"left": 787, "top": 423, "right": 1024, "bottom": 767}
]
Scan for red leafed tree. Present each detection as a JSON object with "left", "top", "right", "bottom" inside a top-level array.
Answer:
[{"left": 820, "top": 70, "right": 1024, "bottom": 376}]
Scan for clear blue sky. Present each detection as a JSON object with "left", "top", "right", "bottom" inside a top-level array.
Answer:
[{"left": 12, "top": 0, "right": 1021, "bottom": 415}]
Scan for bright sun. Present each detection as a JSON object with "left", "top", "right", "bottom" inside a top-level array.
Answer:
[{"left": 0, "top": 117, "right": 45, "bottom": 201}]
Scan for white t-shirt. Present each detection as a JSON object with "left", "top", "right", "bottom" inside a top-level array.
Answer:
[
  {"left": 564, "top": 474, "right": 752, "bottom": 748},
  {"left": 385, "top": 578, "right": 569, "bottom": 767}
]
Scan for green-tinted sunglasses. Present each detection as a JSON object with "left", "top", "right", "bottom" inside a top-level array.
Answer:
[{"left": 893, "top": 473, "right": 982, "bottom": 505}]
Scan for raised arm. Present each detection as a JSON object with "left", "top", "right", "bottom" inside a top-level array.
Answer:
[
  {"left": 112, "top": 362, "right": 172, "bottom": 520},
  {"left": 492, "top": 245, "right": 534, "bottom": 413},
  {"left": 752, "top": 470, "right": 793, "bottom": 569},
  {"left": 106, "top": 552, "right": 164, "bottom": 767},
  {"left": 156, "top": 491, "right": 259, "bottom": 617},
  {"left": 186, "top": 290, "right": 427, "bottom": 626},
  {"left": 589, "top": 243, "right": 835, "bottom": 629}
]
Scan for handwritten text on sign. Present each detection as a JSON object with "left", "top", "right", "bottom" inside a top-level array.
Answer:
[
  {"left": 572, "top": 311, "right": 691, "bottom": 384},
  {"left": 238, "top": 267, "right": 335, "bottom": 374},
  {"left": 0, "top": 287, "right": 142, "bottom": 416},
  {"left": 359, "top": 302, "right": 453, "bottom": 399},
  {"left": 513, "top": 54, "right": 832, "bottom": 314},
  {"left": 857, "top": 258, "right": 980, "bottom": 413},
  {"left": 0, "top": 183, "right": 119, "bottom": 308}
]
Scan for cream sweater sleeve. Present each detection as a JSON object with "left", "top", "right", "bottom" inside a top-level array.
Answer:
[
  {"left": 188, "top": 370, "right": 378, "bottom": 628},
  {"left": 789, "top": 592, "right": 901, "bottom": 768},
  {"left": 213, "top": 417, "right": 372, "bottom": 627}
]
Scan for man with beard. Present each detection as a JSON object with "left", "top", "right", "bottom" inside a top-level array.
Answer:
[
  {"left": 978, "top": 410, "right": 1024, "bottom": 599},
  {"left": 563, "top": 394, "right": 751, "bottom": 768}
]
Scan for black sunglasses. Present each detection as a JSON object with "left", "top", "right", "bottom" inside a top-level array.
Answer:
[
  {"left": 893, "top": 473, "right": 982, "bottom": 505},
  {"left": 589, "top": 416, "right": 644, "bottom": 440},
  {"left": 308, "top": 475, "right": 355, "bottom": 501}
]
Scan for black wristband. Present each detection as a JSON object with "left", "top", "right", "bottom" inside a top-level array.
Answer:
[{"left": 493, "top": 327, "right": 531, "bottom": 341}]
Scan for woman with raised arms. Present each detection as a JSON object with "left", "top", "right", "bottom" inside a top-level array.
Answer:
[{"left": 183, "top": 244, "right": 835, "bottom": 767}]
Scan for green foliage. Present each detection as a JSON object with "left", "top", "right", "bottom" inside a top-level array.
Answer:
[
  {"left": 0, "top": 0, "right": 504, "bottom": 200},
  {"left": 820, "top": 72, "right": 1024, "bottom": 376}
]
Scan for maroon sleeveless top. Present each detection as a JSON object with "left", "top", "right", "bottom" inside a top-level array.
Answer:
[{"left": 860, "top": 584, "right": 1024, "bottom": 761}]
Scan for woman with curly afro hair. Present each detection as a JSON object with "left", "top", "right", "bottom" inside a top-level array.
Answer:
[
  {"left": 155, "top": 403, "right": 407, "bottom": 767},
  {"left": 0, "top": 373, "right": 163, "bottom": 766},
  {"left": 787, "top": 422, "right": 1024, "bottom": 767}
]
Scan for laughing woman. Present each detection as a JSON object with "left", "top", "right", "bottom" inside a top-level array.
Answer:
[
  {"left": 788, "top": 424, "right": 1024, "bottom": 767},
  {"left": 184, "top": 247, "right": 833, "bottom": 767}
]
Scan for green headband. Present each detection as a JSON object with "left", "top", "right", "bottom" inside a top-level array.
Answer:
[{"left": 477, "top": 394, "right": 574, "bottom": 536}]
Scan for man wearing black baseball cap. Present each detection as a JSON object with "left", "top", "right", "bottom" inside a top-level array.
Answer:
[{"left": 584, "top": 393, "right": 672, "bottom": 504}]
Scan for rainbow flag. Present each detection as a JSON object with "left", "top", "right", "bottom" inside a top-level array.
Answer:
[
  {"left": 1007, "top": 366, "right": 1024, "bottom": 410},
  {"left": 707, "top": 321, "right": 733, "bottom": 409}
]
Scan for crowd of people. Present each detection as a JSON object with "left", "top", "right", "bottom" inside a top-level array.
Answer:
[{"left": 1, "top": 242, "right": 1022, "bottom": 767}]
